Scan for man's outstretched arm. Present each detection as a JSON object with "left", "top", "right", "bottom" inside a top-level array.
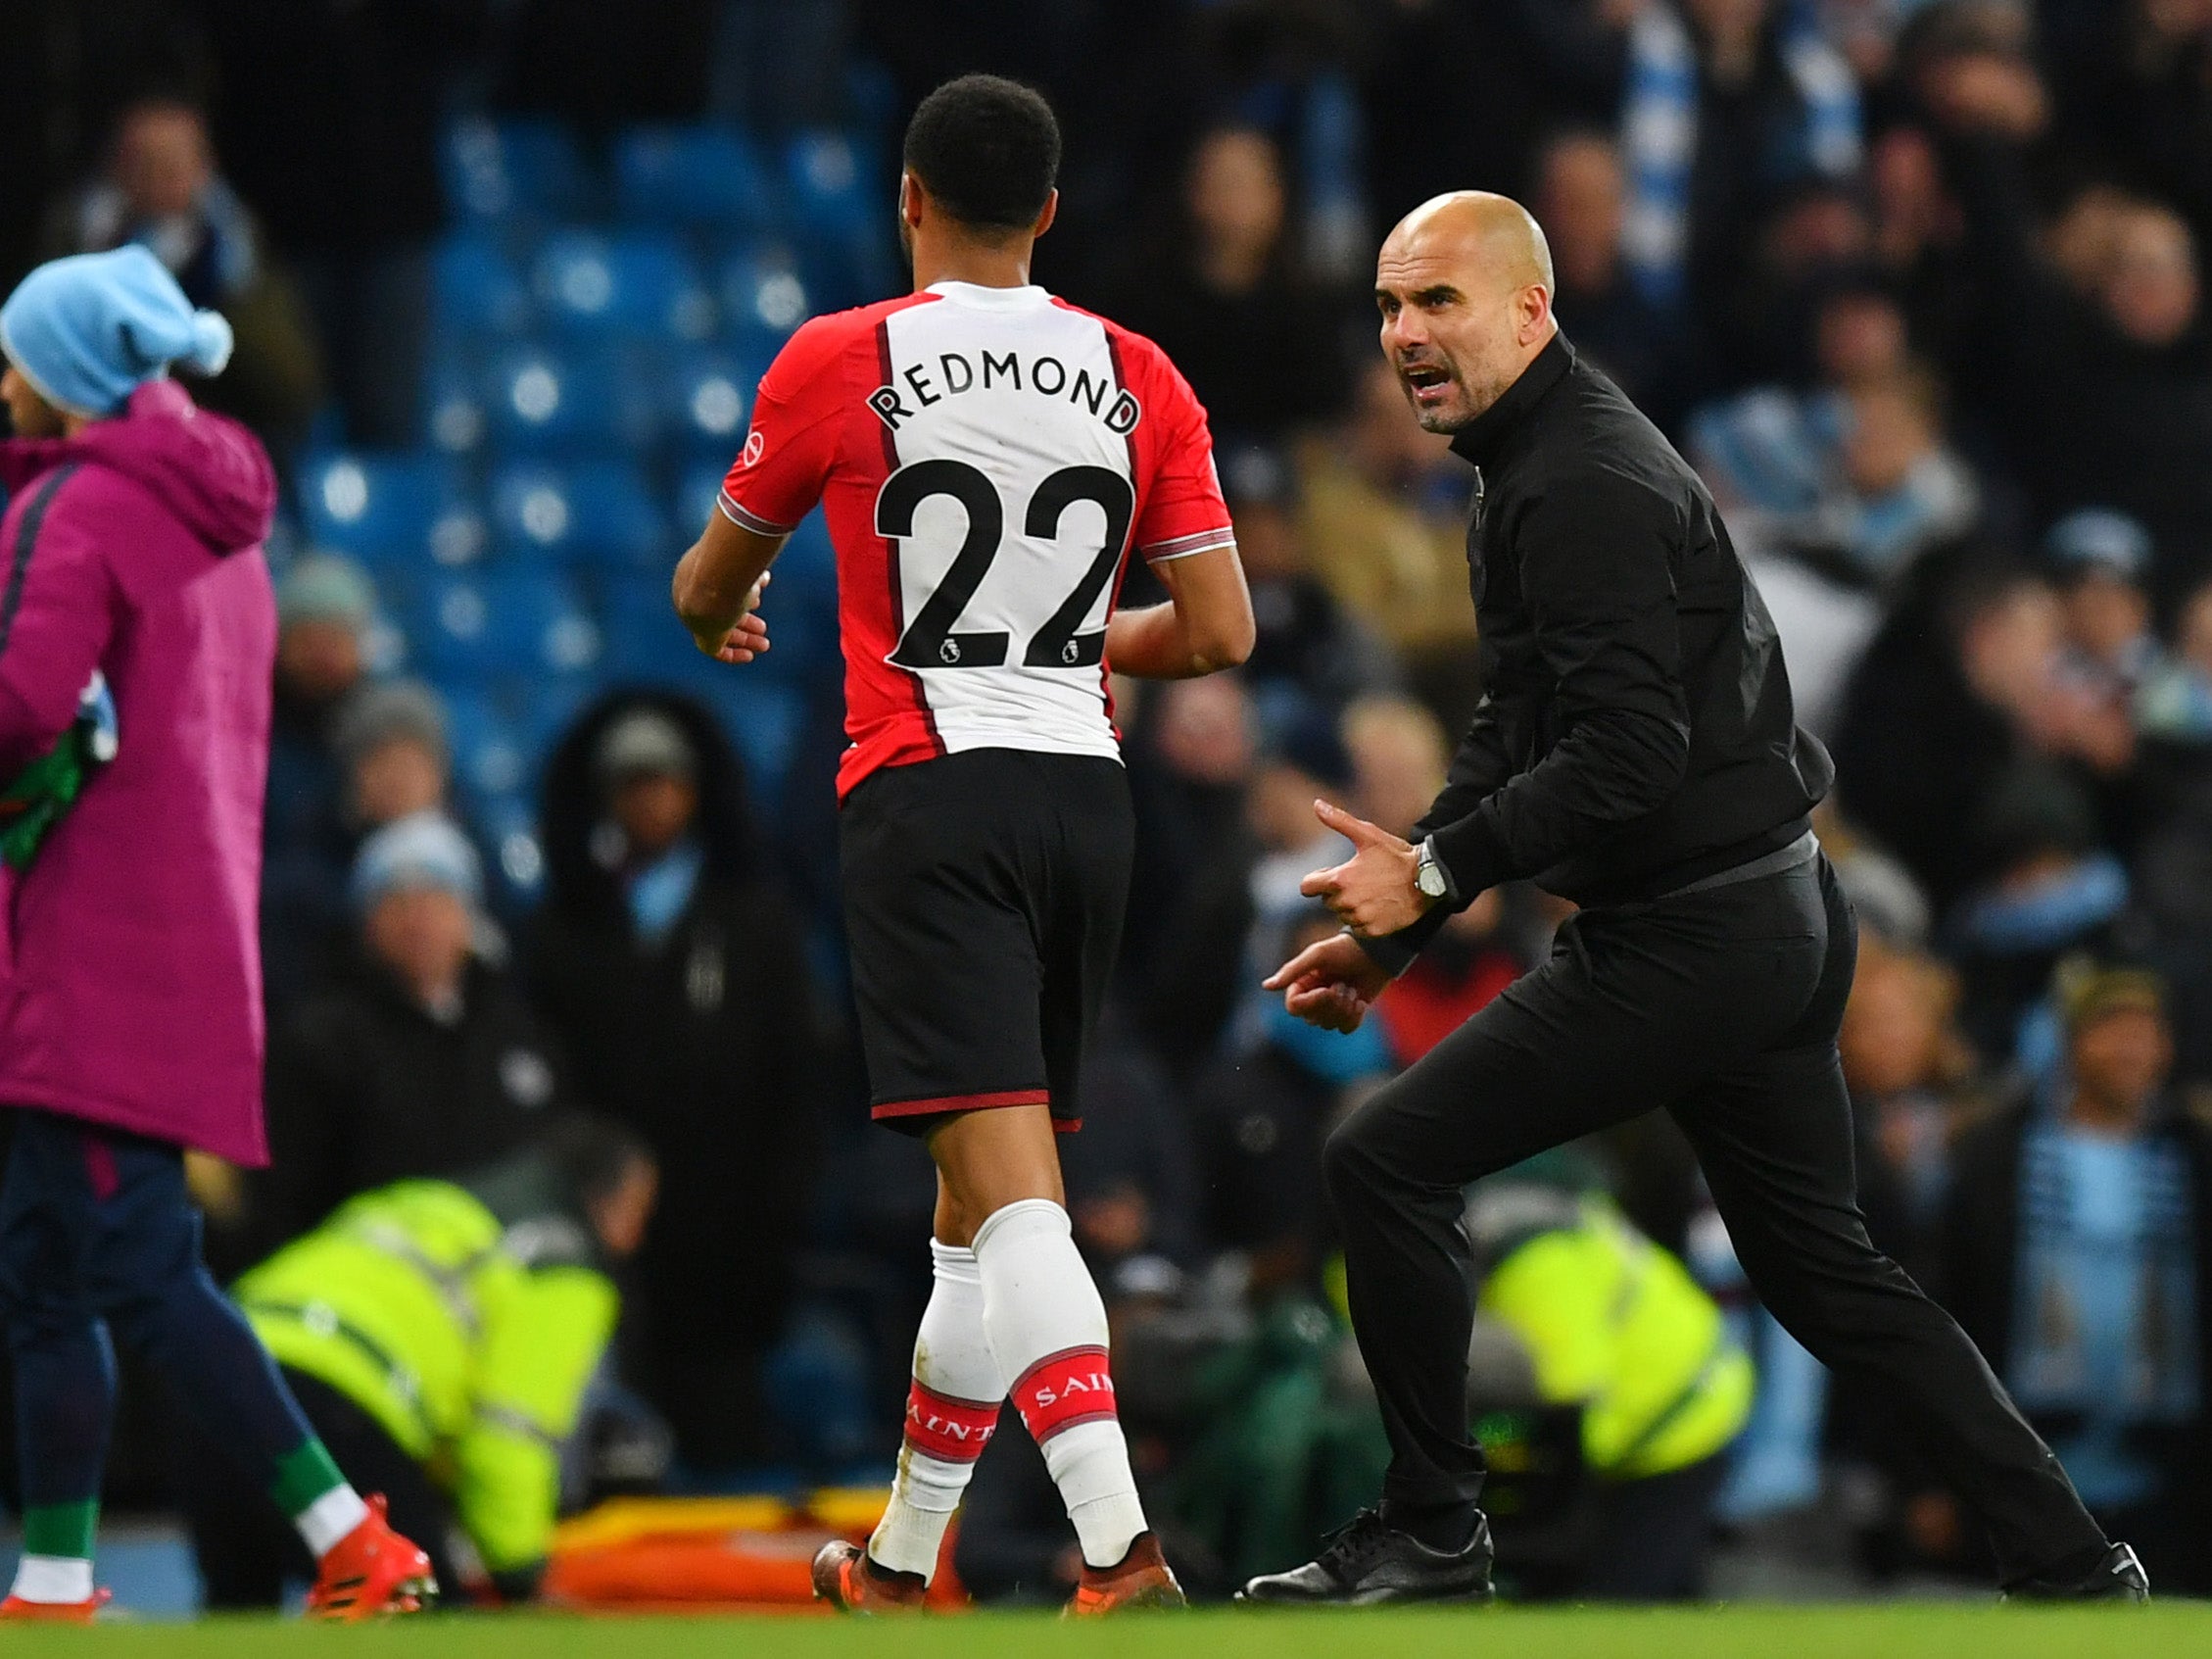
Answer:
[
  {"left": 671, "top": 508, "right": 780, "bottom": 662},
  {"left": 1103, "top": 544, "right": 1255, "bottom": 679}
]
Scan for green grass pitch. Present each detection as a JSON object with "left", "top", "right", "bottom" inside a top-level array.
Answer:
[{"left": 2, "top": 1606, "right": 2205, "bottom": 1658}]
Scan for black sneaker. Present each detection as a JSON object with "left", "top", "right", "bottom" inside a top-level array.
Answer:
[
  {"left": 1236, "top": 1507, "right": 1494, "bottom": 1606},
  {"left": 2002, "top": 1543, "right": 2150, "bottom": 1603}
]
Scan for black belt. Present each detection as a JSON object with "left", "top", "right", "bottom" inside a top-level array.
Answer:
[{"left": 1654, "top": 828, "right": 1819, "bottom": 901}]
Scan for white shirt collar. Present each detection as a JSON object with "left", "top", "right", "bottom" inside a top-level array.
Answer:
[{"left": 926, "top": 279, "right": 1050, "bottom": 311}]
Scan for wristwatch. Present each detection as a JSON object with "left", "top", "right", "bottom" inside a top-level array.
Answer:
[{"left": 1414, "top": 836, "right": 1452, "bottom": 903}]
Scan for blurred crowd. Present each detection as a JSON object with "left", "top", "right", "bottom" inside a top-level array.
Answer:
[{"left": 5, "top": 0, "right": 2212, "bottom": 1605}]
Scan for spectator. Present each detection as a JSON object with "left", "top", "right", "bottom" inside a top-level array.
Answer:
[
  {"left": 40, "top": 97, "right": 320, "bottom": 456},
  {"left": 1122, "top": 673, "right": 1257, "bottom": 987},
  {"left": 1835, "top": 559, "right": 2133, "bottom": 914},
  {"left": 1863, "top": 122, "right": 1979, "bottom": 371},
  {"left": 1692, "top": 317, "right": 1971, "bottom": 583},
  {"left": 1363, "top": 0, "right": 1643, "bottom": 229},
  {"left": 265, "top": 676, "right": 504, "bottom": 1003},
  {"left": 1946, "top": 962, "right": 2212, "bottom": 1592},
  {"left": 257, "top": 813, "right": 578, "bottom": 1249},
  {"left": 1467, "top": 1169, "right": 1755, "bottom": 1600},
  {"left": 2138, "top": 573, "right": 2212, "bottom": 747},
  {"left": 1343, "top": 696, "right": 1530, "bottom": 1066},
  {"left": 200, "top": 1, "right": 491, "bottom": 446},
  {"left": 1140, "top": 706, "right": 1356, "bottom": 1078},
  {"left": 1300, "top": 360, "right": 1481, "bottom": 721},
  {"left": 1924, "top": 24, "right": 2212, "bottom": 596},
  {"left": 1057, "top": 1021, "right": 1206, "bottom": 1277},
  {"left": 1121, "top": 124, "right": 1349, "bottom": 445},
  {"left": 1534, "top": 126, "right": 1696, "bottom": 430},
  {"left": 262, "top": 557, "right": 379, "bottom": 1009},
  {"left": 2051, "top": 0, "right": 2212, "bottom": 250},
  {"left": 1841, "top": 936, "right": 1987, "bottom": 1278},
  {"left": 1692, "top": 317, "right": 1971, "bottom": 731},
  {"left": 1192, "top": 906, "right": 1390, "bottom": 1294},
  {"left": 180, "top": 1117, "right": 659, "bottom": 1608},
  {"left": 2045, "top": 509, "right": 2161, "bottom": 706},
  {"left": 527, "top": 694, "right": 818, "bottom": 1470},
  {"left": 337, "top": 680, "right": 459, "bottom": 837},
  {"left": 1828, "top": 931, "right": 1993, "bottom": 1573},
  {"left": 1217, "top": 443, "right": 1394, "bottom": 730},
  {"left": 1342, "top": 694, "right": 1450, "bottom": 842},
  {"left": 2133, "top": 575, "right": 2212, "bottom": 978},
  {"left": 1615, "top": 0, "right": 1862, "bottom": 376}
]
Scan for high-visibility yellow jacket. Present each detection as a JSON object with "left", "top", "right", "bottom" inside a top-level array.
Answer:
[
  {"left": 235, "top": 1178, "right": 617, "bottom": 1575},
  {"left": 1478, "top": 1196, "right": 1753, "bottom": 1481}
]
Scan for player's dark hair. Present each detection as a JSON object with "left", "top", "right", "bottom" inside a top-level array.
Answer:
[{"left": 902, "top": 73, "right": 1061, "bottom": 234}]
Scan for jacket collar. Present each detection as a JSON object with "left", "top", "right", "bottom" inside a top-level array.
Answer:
[{"left": 1448, "top": 331, "right": 1575, "bottom": 471}]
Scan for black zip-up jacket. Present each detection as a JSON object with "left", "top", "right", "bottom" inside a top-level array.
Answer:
[{"left": 1370, "top": 334, "right": 1832, "bottom": 968}]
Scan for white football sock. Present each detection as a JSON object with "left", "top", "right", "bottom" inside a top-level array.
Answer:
[
  {"left": 10, "top": 1554, "right": 94, "bottom": 1604},
  {"left": 868, "top": 1241, "right": 1006, "bottom": 1582},
  {"left": 296, "top": 1486, "right": 370, "bottom": 1558},
  {"left": 972, "top": 1198, "right": 1147, "bottom": 1569}
]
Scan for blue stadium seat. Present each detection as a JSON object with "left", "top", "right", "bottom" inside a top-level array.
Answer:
[
  {"left": 670, "top": 464, "right": 832, "bottom": 584},
  {"left": 490, "top": 461, "right": 669, "bottom": 571},
  {"left": 433, "top": 236, "right": 533, "bottom": 342},
  {"left": 717, "top": 248, "right": 812, "bottom": 355},
  {"left": 417, "top": 570, "right": 601, "bottom": 680},
  {"left": 422, "top": 354, "right": 488, "bottom": 459},
  {"left": 443, "top": 117, "right": 589, "bottom": 224},
  {"left": 708, "top": 679, "right": 804, "bottom": 807},
  {"left": 532, "top": 230, "right": 714, "bottom": 342},
  {"left": 776, "top": 511, "right": 838, "bottom": 594},
  {"left": 505, "top": 673, "right": 600, "bottom": 762},
  {"left": 783, "top": 131, "right": 873, "bottom": 239},
  {"left": 601, "top": 576, "right": 717, "bottom": 690},
  {"left": 475, "top": 793, "right": 549, "bottom": 907},
  {"left": 783, "top": 132, "right": 893, "bottom": 309},
  {"left": 664, "top": 470, "right": 837, "bottom": 677},
  {"left": 481, "top": 343, "right": 658, "bottom": 458},
  {"left": 665, "top": 355, "right": 760, "bottom": 462},
  {"left": 438, "top": 684, "right": 537, "bottom": 803},
  {"left": 673, "top": 462, "right": 731, "bottom": 537},
  {"left": 299, "top": 452, "right": 487, "bottom": 572},
  {"left": 614, "top": 125, "right": 777, "bottom": 233}
]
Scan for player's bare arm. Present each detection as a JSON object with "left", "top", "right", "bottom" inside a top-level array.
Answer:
[
  {"left": 1101, "top": 543, "right": 1255, "bottom": 679},
  {"left": 671, "top": 509, "right": 778, "bottom": 662}
]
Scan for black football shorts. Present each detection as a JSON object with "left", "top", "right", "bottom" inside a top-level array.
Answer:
[{"left": 839, "top": 748, "right": 1132, "bottom": 1136}]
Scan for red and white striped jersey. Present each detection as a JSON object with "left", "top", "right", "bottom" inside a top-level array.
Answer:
[{"left": 718, "top": 280, "right": 1236, "bottom": 799}]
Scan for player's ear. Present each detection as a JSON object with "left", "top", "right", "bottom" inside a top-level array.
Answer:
[
  {"left": 1033, "top": 188, "right": 1060, "bottom": 241},
  {"left": 899, "top": 171, "right": 926, "bottom": 229}
]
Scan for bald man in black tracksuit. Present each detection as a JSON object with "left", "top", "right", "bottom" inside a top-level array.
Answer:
[{"left": 1240, "top": 193, "right": 2140, "bottom": 1606}]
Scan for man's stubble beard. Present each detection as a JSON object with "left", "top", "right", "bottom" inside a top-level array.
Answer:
[{"left": 1413, "top": 367, "right": 1513, "bottom": 436}]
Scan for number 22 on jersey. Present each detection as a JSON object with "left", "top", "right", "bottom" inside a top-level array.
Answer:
[{"left": 878, "top": 460, "right": 1134, "bottom": 671}]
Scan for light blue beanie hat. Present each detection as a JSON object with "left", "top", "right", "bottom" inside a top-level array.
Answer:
[
  {"left": 350, "top": 810, "right": 484, "bottom": 914},
  {"left": 0, "top": 245, "right": 234, "bottom": 419}
]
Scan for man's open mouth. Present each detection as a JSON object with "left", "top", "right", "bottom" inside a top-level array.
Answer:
[{"left": 1402, "top": 365, "right": 1450, "bottom": 390}]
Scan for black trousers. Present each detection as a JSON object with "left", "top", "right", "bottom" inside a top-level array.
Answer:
[
  {"left": 1325, "top": 853, "right": 2107, "bottom": 1585},
  {"left": 173, "top": 1368, "right": 459, "bottom": 1610}
]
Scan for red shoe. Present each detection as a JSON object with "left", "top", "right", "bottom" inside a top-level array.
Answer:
[
  {"left": 0, "top": 1589, "right": 110, "bottom": 1625},
  {"left": 1065, "top": 1533, "right": 1186, "bottom": 1616},
  {"left": 811, "top": 1540, "right": 928, "bottom": 1613},
  {"left": 306, "top": 1494, "right": 436, "bottom": 1621}
]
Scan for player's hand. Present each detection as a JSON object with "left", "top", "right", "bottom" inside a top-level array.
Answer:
[
  {"left": 1263, "top": 933, "right": 1391, "bottom": 1034},
  {"left": 1299, "top": 800, "right": 1437, "bottom": 937},
  {"left": 682, "top": 570, "right": 773, "bottom": 663}
]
